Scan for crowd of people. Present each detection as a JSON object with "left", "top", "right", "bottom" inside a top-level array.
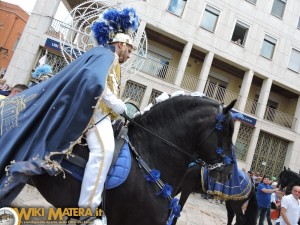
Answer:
[
  {"left": 203, "top": 168, "right": 300, "bottom": 224},
  {"left": 246, "top": 170, "right": 300, "bottom": 225}
]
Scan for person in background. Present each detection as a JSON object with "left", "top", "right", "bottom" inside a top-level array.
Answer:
[
  {"left": 8, "top": 84, "right": 28, "bottom": 97},
  {"left": 256, "top": 175, "right": 279, "bottom": 225},
  {"left": 276, "top": 185, "right": 300, "bottom": 225},
  {"left": 0, "top": 84, "right": 28, "bottom": 100},
  {"left": 266, "top": 181, "right": 279, "bottom": 225}
]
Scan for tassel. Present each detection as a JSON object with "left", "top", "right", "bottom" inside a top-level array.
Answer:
[
  {"left": 145, "top": 169, "right": 160, "bottom": 183},
  {"left": 156, "top": 184, "right": 173, "bottom": 198},
  {"left": 168, "top": 198, "right": 181, "bottom": 217}
]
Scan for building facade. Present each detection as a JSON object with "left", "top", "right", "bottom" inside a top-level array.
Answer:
[
  {"left": 0, "top": 1, "right": 29, "bottom": 75},
  {"left": 4, "top": 0, "right": 300, "bottom": 177}
]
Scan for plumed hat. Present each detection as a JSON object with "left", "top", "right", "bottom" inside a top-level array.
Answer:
[{"left": 91, "top": 7, "right": 139, "bottom": 47}]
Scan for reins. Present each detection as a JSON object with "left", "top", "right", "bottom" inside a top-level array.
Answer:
[{"left": 121, "top": 113, "right": 201, "bottom": 163}]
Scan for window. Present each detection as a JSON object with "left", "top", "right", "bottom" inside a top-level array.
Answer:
[
  {"left": 271, "top": 0, "right": 286, "bottom": 18},
  {"left": 167, "top": 0, "right": 187, "bottom": 17},
  {"left": 148, "top": 89, "right": 163, "bottom": 105},
  {"left": 231, "top": 21, "right": 249, "bottom": 46},
  {"left": 36, "top": 49, "right": 67, "bottom": 74},
  {"left": 122, "top": 81, "right": 146, "bottom": 106},
  {"left": 245, "top": 0, "right": 257, "bottom": 4},
  {"left": 260, "top": 35, "right": 277, "bottom": 59},
  {"left": 200, "top": 5, "right": 220, "bottom": 32},
  {"left": 141, "top": 51, "right": 171, "bottom": 79},
  {"left": 288, "top": 48, "right": 300, "bottom": 73}
]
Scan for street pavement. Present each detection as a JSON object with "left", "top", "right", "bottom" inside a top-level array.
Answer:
[
  {"left": 11, "top": 184, "right": 228, "bottom": 225},
  {"left": 11, "top": 184, "right": 277, "bottom": 225}
]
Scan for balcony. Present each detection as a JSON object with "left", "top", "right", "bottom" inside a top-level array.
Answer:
[
  {"left": 244, "top": 98, "right": 258, "bottom": 116},
  {"left": 140, "top": 57, "right": 177, "bottom": 84},
  {"left": 180, "top": 72, "right": 199, "bottom": 91},
  {"left": 46, "top": 18, "right": 69, "bottom": 40},
  {"left": 203, "top": 81, "right": 240, "bottom": 106},
  {"left": 264, "top": 106, "right": 296, "bottom": 130}
]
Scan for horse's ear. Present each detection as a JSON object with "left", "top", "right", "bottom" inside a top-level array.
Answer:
[
  {"left": 224, "top": 100, "right": 237, "bottom": 114},
  {"left": 284, "top": 166, "right": 286, "bottom": 171}
]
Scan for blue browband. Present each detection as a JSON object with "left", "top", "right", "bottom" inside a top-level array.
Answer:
[{"left": 215, "top": 113, "right": 234, "bottom": 166}]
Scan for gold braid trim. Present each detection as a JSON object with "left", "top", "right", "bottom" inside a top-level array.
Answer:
[
  {"left": 99, "top": 53, "right": 121, "bottom": 120},
  {"left": 201, "top": 167, "right": 252, "bottom": 201}
]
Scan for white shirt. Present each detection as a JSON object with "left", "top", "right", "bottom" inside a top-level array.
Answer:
[{"left": 277, "top": 194, "right": 300, "bottom": 225}]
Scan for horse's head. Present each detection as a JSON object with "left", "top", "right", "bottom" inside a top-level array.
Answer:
[
  {"left": 128, "top": 95, "right": 236, "bottom": 184},
  {"left": 278, "top": 167, "right": 300, "bottom": 192},
  {"left": 193, "top": 99, "right": 236, "bottom": 183}
]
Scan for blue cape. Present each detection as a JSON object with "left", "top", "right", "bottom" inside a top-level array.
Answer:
[{"left": 0, "top": 46, "right": 114, "bottom": 206}]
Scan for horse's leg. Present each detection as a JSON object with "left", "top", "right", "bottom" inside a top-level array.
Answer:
[
  {"left": 171, "top": 166, "right": 202, "bottom": 225},
  {"left": 244, "top": 187, "right": 258, "bottom": 225},
  {"left": 225, "top": 201, "right": 235, "bottom": 225},
  {"left": 171, "top": 189, "right": 191, "bottom": 225},
  {"left": 226, "top": 200, "right": 246, "bottom": 225}
]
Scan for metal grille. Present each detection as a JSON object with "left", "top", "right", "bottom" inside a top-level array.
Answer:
[
  {"left": 122, "top": 81, "right": 146, "bottom": 107},
  {"left": 35, "top": 49, "right": 68, "bottom": 74},
  {"left": 250, "top": 131, "right": 288, "bottom": 177},
  {"left": 235, "top": 124, "right": 253, "bottom": 161},
  {"left": 148, "top": 89, "right": 162, "bottom": 105}
]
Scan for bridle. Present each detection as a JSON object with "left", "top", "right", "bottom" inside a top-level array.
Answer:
[{"left": 121, "top": 104, "right": 234, "bottom": 171}]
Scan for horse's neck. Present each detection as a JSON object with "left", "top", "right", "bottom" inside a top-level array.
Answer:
[{"left": 129, "top": 130, "right": 190, "bottom": 189}]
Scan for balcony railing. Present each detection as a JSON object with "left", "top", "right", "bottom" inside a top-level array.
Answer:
[
  {"left": 180, "top": 72, "right": 199, "bottom": 91},
  {"left": 264, "top": 106, "right": 296, "bottom": 129},
  {"left": 203, "top": 81, "right": 240, "bottom": 105},
  {"left": 46, "top": 19, "right": 93, "bottom": 50},
  {"left": 244, "top": 98, "right": 258, "bottom": 116},
  {"left": 46, "top": 18, "right": 69, "bottom": 39},
  {"left": 140, "top": 57, "right": 177, "bottom": 84}
]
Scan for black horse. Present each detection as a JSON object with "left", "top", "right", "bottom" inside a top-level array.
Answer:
[
  {"left": 30, "top": 95, "right": 236, "bottom": 225},
  {"left": 171, "top": 165, "right": 257, "bottom": 225},
  {"left": 277, "top": 166, "right": 300, "bottom": 195}
]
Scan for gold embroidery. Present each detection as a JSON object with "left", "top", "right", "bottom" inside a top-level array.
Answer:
[
  {"left": 99, "top": 53, "right": 121, "bottom": 120},
  {"left": 0, "top": 94, "right": 36, "bottom": 136}
]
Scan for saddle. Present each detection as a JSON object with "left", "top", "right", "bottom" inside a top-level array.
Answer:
[{"left": 61, "top": 119, "right": 131, "bottom": 189}]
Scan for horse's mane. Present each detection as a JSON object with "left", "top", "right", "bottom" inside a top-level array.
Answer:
[{"left": 131, "top": 95, "right": 219, "bottom": 126}]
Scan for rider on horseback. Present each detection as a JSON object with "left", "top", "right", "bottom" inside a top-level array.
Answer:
[{"left": 78, "top": 7, "right": 139, "bottom": 218}]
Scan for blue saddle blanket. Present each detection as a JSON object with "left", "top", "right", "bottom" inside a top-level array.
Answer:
[
  {"left": 61, "top": 142, "right": 131, "bottom": 189},
  {"left": 202, "top": 166, "right": 252, "bottom": 200}
]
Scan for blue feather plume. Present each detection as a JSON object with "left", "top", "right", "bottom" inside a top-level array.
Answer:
[
  {"left": 32, "top": 64, "right": 52, "bottom": 79},
  {"left": 92, "top": 7, "right": 139, "bottom": 46}
]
